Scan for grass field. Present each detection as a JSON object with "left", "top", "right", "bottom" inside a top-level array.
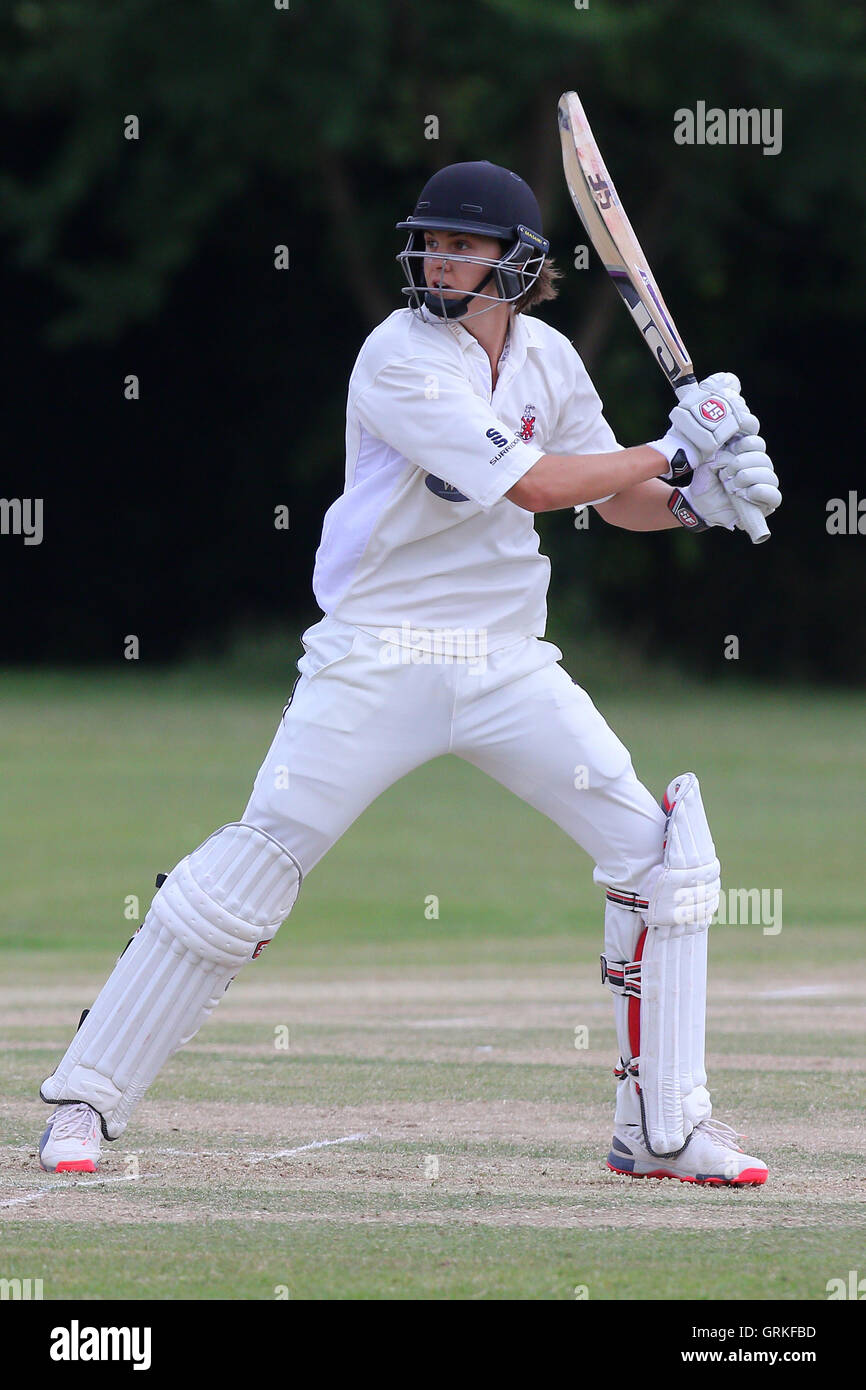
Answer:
[{"left": 1, "top": 666, "right": 864, "bottom": 1300}]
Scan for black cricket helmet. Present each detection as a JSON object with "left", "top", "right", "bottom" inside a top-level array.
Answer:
[{"left": 396, "top": 161, "right": 549, "bottom": 320}]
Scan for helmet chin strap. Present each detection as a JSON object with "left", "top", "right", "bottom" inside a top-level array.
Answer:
[{"left": 423, "top": 265, "right": 497, "bottom": 320}]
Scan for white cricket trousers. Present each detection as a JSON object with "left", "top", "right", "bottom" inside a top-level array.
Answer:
[{"left": 243, "top": 616, "right": 666, "bottom": 894}]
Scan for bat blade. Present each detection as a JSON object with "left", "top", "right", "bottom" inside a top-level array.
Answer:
[
  {"left": 558, "top": 90, "right": 692, "bottom": 389},
  {"left": 558, "top": 89, "right": 770, "bottom": 544}
]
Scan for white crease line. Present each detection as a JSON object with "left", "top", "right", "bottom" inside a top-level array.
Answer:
[
  {"left": 0, "top": 1191, "right": 58, "bottom": 1209},
  {"left": 121, "top": 1134, "right": 374, "bottom": 1162},
  {"left": 0, "top": 1175, "right": 144, "bottom": 1209},
  {"left": 0, "top": 1135, "right": 375, "bottom": 1181},
  {"left": 247, "top": 1132, "right": 372, "bottom": 1163}
]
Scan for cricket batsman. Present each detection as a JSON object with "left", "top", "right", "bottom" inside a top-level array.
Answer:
[{"left": 39, "top": 161, "right": 780, "bottom": 1184}]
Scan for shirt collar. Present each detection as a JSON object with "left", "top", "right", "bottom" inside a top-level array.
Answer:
[
  {"left": 418, "top": 306, "right": 544, "bottom": 370},
  {"left": 518, "top": 313, "right": 546, "bottom": 350},
  {"left": 449, "top": 310, "right": 545, "bottom": 356}
]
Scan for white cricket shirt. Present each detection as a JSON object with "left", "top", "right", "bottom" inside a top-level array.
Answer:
[{"left": 312, "top": 306, "right": 619, "bottom": 651}]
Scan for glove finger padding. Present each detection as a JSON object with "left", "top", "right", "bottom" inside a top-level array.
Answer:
[
  {"left": 714, "top": 443, "right": 781, "bottom": 520},
  {"left": 717, "top": 450, "right": 775, "bottom": 481},
  {"left": 726, "top": 433, "right": 766, "bottom": 455},
  {"left": 735, "top": 482, "right": 782, "bottom": 515},
  {"left": 699, "top": 370, "right": 741, "bottom": 396},
  {"left": 725, "top": 467, "right": 779, "bottom": 492}
]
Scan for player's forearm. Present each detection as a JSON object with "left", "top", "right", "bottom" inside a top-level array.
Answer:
[
  {"left": 593, "top": 478, "right": 681, "bottom": 531},
  {"left": 507, "top": 445, "right": 666, "bottom": 512}
]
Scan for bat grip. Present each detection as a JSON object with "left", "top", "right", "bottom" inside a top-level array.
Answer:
[
  {"left": 674, "top": 385, "right": 770, "bottom": 545},
  {"left": 733, "top": 487, "right": 771, "bottom": 544}
]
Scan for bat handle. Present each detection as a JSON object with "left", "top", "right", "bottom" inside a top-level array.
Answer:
[
  {"left": 674, "top": 384, "right": 770, "bottom": 545},
  {"left": 733, "top": 489, "right": 771, "bottom": 544}
]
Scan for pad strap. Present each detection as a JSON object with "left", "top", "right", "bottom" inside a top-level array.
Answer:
[
  {"left": 605, "top": 889, "right": 649, "bottom": 913},
  {"left": 600, "top": 954, "right": 641, "bottom": 999}
]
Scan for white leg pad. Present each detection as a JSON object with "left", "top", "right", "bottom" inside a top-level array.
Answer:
[
  {"left": 638, "top": 773, "right": 719, "bottom": 1154},
  {"left": 41, "top": 823, "right": 301, "bottom": 1138},
  {"left": 639, "top": 926, "right": 711, "bottom": 1152}
]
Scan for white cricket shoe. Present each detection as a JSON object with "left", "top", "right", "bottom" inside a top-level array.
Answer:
[
  {"left": 39, "top": 1102, "right": 102, "bottom": 1173},
  {"left": 607, "top": 1118, "right": 768, "bottom": 1186}
]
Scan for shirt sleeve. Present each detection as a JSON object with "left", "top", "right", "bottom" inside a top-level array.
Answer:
[
  {"left": 354, "top": 358, "right": 544, "bottom": 509},
  {"left": 544, "top": 346, "right": 622, "bottom": 507}
]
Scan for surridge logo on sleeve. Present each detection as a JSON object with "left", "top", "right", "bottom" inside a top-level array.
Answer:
[{"left": 518, "top": 404, "right": 537, "bottom": 441}]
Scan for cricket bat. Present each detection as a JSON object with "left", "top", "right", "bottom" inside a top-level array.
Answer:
[{"left": 557, "top": 89, "right": 770, "bottom": 544}]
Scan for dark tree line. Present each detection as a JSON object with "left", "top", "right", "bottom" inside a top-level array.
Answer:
[{"left": 2, "top": 0, "right": 864, "bottom": 680}]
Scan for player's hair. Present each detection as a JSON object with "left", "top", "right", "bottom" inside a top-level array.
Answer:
[{"left": 513, "top": 257, "right": 562, "bottom": 314}]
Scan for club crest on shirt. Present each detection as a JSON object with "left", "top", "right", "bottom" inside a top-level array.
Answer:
[
  {"left": 518, "top": 404, "right": 537, "bottom": 442},
  {"left": 425, "top": 474, "right": 469, "bottom": 502}
]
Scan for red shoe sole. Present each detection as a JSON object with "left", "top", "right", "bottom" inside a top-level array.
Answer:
[
  {"left": 51, "top": 1160, "right": 98, "bottom": 1173},
  {"left": 607, "top": 1161, "right": 767, "bottom": 1187}
]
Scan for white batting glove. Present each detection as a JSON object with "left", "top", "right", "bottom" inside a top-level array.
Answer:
[
  {"left": 675, "top": 436, "right": 781, "bottom": 531},
  {"left": 649, "top": 372, "right": 761, "bottom": 477},
  {"left": 716, "top": 435, "right": 781, "bottom": 517}
]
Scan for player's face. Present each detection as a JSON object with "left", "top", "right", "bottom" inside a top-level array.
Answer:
[{"left": 422, "top": 230, "right": 504, "bottom": 301}]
